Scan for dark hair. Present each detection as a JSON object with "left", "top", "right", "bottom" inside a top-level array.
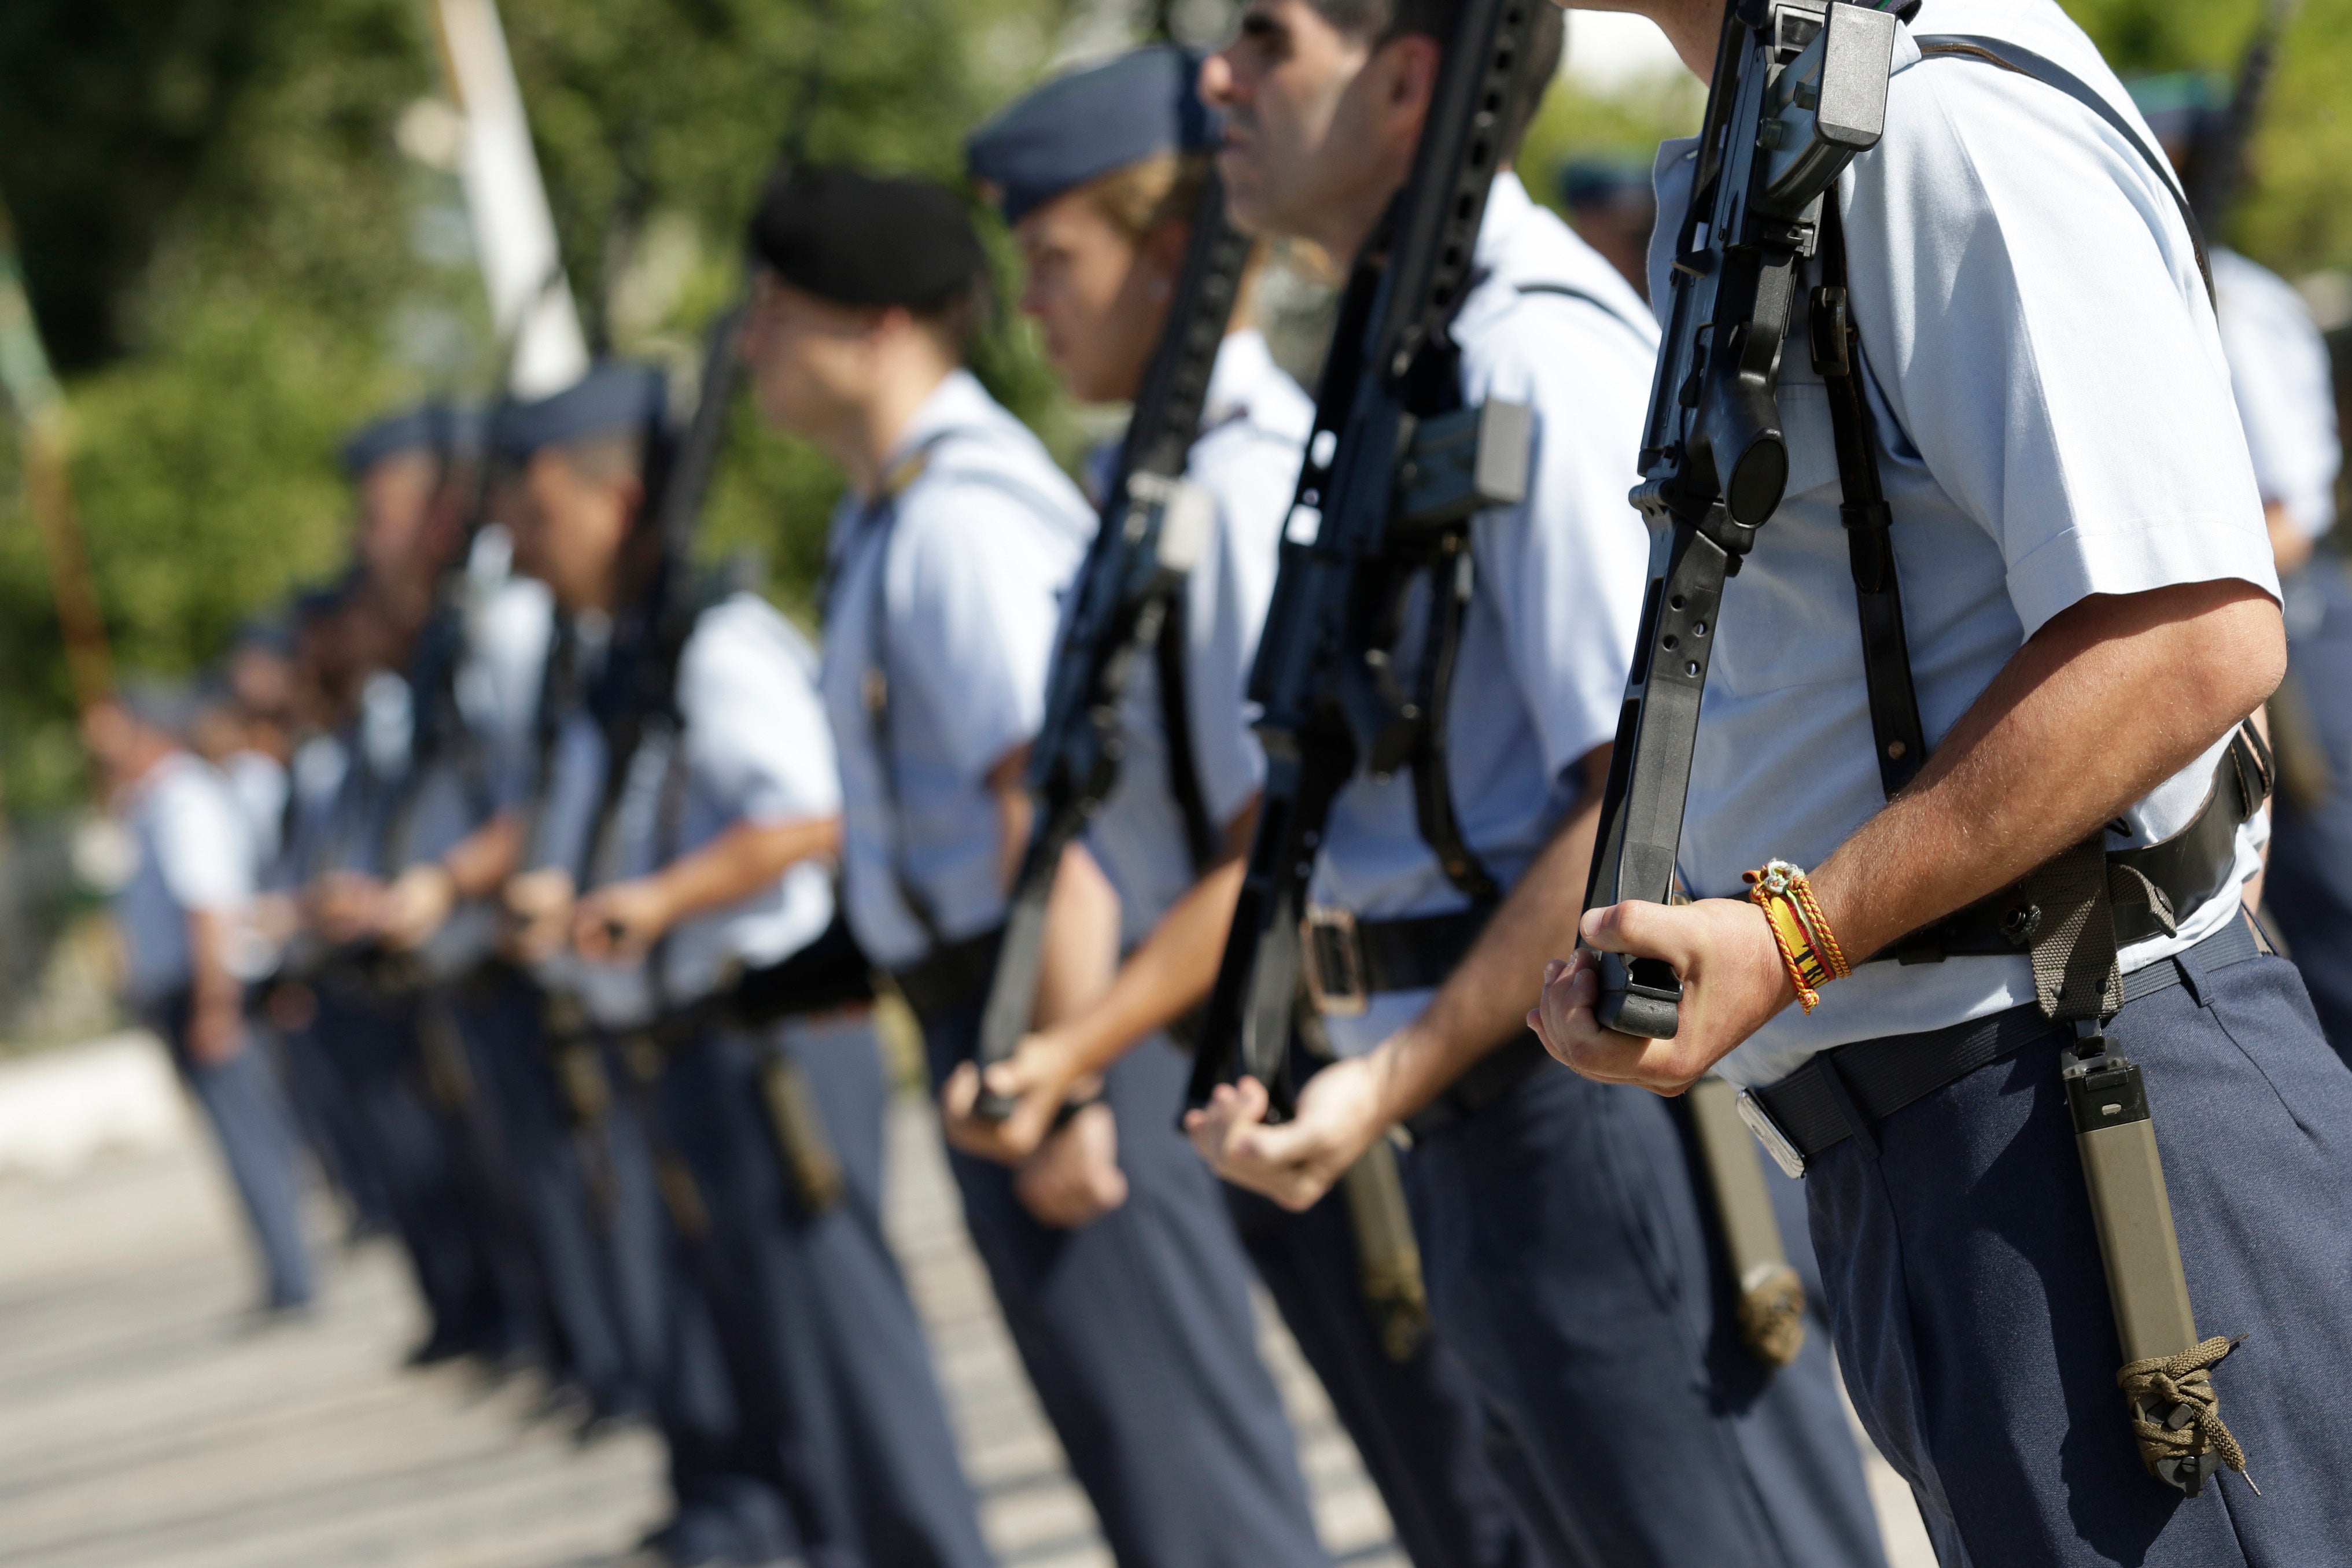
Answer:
[{"left": 1306, "top": 0, "right": 1563, "bottom": 162}]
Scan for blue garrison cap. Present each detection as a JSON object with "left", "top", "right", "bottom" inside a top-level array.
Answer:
[
  {"left": 1558, "top": 154, "right": 1657, "bottom": 213},
  {"left": 966, "top": 46, "right": 1221, "bottom": 226},
  {"left": 495, "top": 363, "right": 668, "bottom": 464},
  {"left": 341, "top": 403, "right": 479, "bottom": 477},
  {"left": 2128, "top": 71, "right": 2229, "bottom": 149}
]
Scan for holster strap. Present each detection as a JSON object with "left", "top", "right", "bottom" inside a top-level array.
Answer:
[
  {"left": 1749, "top": 917, "right": 2261, "bottom": 1169},
  {"left": 1884, "top": 726, "right": 2269, "bottom": 964}
]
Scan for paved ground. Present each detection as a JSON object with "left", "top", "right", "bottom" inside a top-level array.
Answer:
[{"left": 0, "top": 1074, "right": 1933, "bottom": 1567}]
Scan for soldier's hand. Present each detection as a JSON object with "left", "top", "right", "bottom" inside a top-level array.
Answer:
[
  {"left": 1013, "top": 1100, "right": 1128, "bottom": 1229},
  {"left": 377, "top": 864, "right": 457, "bottom": 952},
  {"left": 1185, "top": 1054, "right": 1385, "bottom": 1212},
  {"left": 572, "top": 879, "right": 672, "bottom": 964},
  {"left": 309, "top": 870, "right": 388, "bottom": 945},
  {"left": 1531, "top": 896, "right": 1794, "bottom": 1095},
  {"left": 503, "top": 868, "right": 577, "bottom": 965},
  {"left": 938, "top": 1031, "right": 1082, "bottom": 1165}
]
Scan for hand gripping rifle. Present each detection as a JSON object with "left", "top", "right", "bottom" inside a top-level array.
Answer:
[
  {"left": 1584, "top": 0, "right": 1895, "bottom": 1041},
  {"left": 1185, "top": 0, "right": 1546, "bottom": 1119},
  {"left": 968, "top": 177, "right": 1252, "bottom": 1117}
]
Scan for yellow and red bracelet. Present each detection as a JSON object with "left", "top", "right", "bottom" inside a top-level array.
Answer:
[{"left": 1743, "top": 859, "right": 1852, "bottom": 1013}]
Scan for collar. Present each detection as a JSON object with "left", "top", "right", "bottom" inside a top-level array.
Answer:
[
  {"left": 1202, "top": 329, "right": 1281, "bottom": 429},
  {"left": 1472, "top": 171, "right": 1538, "bottom": 282},
  {"left": 871, "top": 368, "right": 997, "bottom": 501}
]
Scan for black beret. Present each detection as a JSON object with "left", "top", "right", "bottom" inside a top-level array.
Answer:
[
  {"left": 747, "top": 164, "right": 986, "bottom": 310},
  {"left": 341, "top": 403, "right": 476, "bottom": 477},
  {"left": 967, "top": 46, "right": 1221, "bottom": 227},
  {"left": 495, "top": 363, "right": 668, "bottom": 464}
]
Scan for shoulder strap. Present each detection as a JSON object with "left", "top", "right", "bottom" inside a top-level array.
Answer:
[
  {"left": 847, "top": 425, "right": 1007, "bottom": 952},
  {"left": 1912, "top": 34, "right": 2215, "bottom": 305},
  {"left": 1813, "top": 199, "right": 1929, "bottom": 800},
  {"left": 1513, "top": 281, "right": 1656, "bottom": 343}
]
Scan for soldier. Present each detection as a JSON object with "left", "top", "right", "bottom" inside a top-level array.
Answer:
[
  {"left": 2133, "top": 71, "right": 2352, "bottom": 1054},
  {"left": 300, "top": 411, "right": 527, "bottom": 1368},
  {"left": 89, "top": 684, "right": 314, "bottom": 1316},
  {"left": 742, "top": 163, "right": 1333, "bottom": 1567},
  {"left": 952, "top": 46, "right": 1542, "bottom": 1568},
  {"left": 1182, "top": 3, "right": 1888, "bottom": 1564},
  {"left": 1555, "top": 154, "right": 1657, "bottom": 301},
  {"left": 497, "top": 362, "right": 991, "bottom": 1568},
  {"left": 1533, "top": 3, "right": 2352, "bottom": 1563}
]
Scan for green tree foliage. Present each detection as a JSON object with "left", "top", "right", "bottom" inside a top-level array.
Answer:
[{"left": 0, "top": 0, "right": 2346, "bottom": 820}]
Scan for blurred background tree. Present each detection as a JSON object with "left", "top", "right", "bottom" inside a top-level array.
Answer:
[{"left": 0, "top": 0, "right": 2346, "bottom": 822}]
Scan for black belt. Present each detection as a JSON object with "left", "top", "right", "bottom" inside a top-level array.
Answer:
[
  {"left": 889, "top": 925, "right": 1004, "bottom": 1031},
  {"left": 1300, "top": 905, "right": 1492, "bottom": 1016},
  {"left": 1883, "top": 730, "right": 2268, "bottom": 962},
  {"left": 1741, "top": 917, "right": 2265, "bottom": 1177}
]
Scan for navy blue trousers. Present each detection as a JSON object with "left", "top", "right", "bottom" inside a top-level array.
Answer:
[
  {"left": 1807, "top": 939, "right": 2352, "bottom": 1566},
  {"left": 919, "top": 1005, "right": 1330, "bottom": 1568},
  {"left": 448, "top": 969, "right": 652, "bottom": 1422},
  {"left": 156, "top": 995, "right": 314, "bottom": 1309},
  {"left": 1224, "top": 1179, "right": 1540, "bottom": 1568},
  {"left": 598, "top": 1032, "right": 796, "bottom": 1567},
  {"left": 659, "top": 1014, "right": 990, "bottom": 1568},
  {"left": 2263, "top": 556, "right": 2352, "bottom": 1058},
  {"left": 1401, "top": 1055, "right": 1887, "bottom": 1568},
  {"left": 313, "top": 984, "right": 518, "bottom": 1357},
  {"left": 277, "top": 1009, "right": 397, "bottom": 1234}
]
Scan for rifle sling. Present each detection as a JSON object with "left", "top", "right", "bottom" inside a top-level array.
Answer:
[{"left": 1153, "top": 582, "right": 1222, "bottom": 876}]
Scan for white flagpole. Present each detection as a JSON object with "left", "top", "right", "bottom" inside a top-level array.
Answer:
[{"left": 429, "top": 0, "right": 592, "bottom": 398}]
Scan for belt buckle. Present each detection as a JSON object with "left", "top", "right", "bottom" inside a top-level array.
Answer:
[
  {"left": 1300, "top": 905, "right": 1369, "bottom": 1019},
  {"left": 1736, "top": 1088, "right": 1808, "bottom": 1179}
]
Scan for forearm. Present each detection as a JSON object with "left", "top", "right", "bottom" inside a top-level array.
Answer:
[
  {"left": 1031, "top": 842, "right": 1120, "bottom": 1028},
  {"left": 1046, "top": 799, "right": 1258, "bottom": 1079},
  {"left": 441, "top": 813, "right": 524, "bottom": 901},
  {"left": 648, "top": 817, "right": 840, "bottom": 925},
  {"left": 1372, "top": 755, "right": 1608, "bottom": 1123},
  {"left": 185, "top": 910, "right": 244, "bottom": 1010},
  {"left": 1810, "top": 582, "right": 2283, "bottom": 960},
  {"left": 1060, "top": 855, "right": 1246, "bottom": 1078}
]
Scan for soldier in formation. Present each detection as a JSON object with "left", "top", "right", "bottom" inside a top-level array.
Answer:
[{"left": 115, "top": 2, "right": 2352, "bottom": 1566}]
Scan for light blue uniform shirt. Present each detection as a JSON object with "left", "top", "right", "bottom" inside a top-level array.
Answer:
[
  {"left": 1317, "top": 174, "right": 1658, "bottom": 1056},
  {"left": 116, "top": 751, "right": 255, "bottom": 1008},
  {"left": 532, "top": 592, "right": 840, "bottom": 1028},
  {"left": 819, "top": 370, "right": 1093, "bottom": 972},
  {"left": 2214, "top": 247, "right": 2340, "bottom": 539},
  {"left": 1648, "top": 0, "right": 2278, "bottom": 1090},
  {"left": 1086, "top": 329, "right": 1308, "bottom": 946}
]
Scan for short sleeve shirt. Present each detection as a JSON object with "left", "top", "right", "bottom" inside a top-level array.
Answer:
[
  {"left": 1315, "top": 175, "right": 1658, "bottom": 1054},
  {"left": 2213, "top": 247, "right": 2340, "bottom": 539},
  {"left": 1646, "top": 0, "right": 2280, "bottom": 1089},
  {"left": 1085, "top": 330, "right": 1308, "bottom": 946},
  {"left": 819, "top": 370, "right": 1093, "bottom": 971},
  {"left": 535, "top": 592, "right": 841, "bottom": 1027},
  {"left": 117, "top": 752, "right": 255, "bottom": 1006}
]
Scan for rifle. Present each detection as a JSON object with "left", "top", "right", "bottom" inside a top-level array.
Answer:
[
  {"left": 1584, "top": 0, "right": 1895, "bottom": 1041},
  {"left": 1185, "top": 0, "right": 1546, "bottom": 1119},
  {"left": 2187, "top": 0, "right": 2302, "bottom": 238},
  {"left": 969, "top": 174, "right": 1252, "bottom": 1117}
]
